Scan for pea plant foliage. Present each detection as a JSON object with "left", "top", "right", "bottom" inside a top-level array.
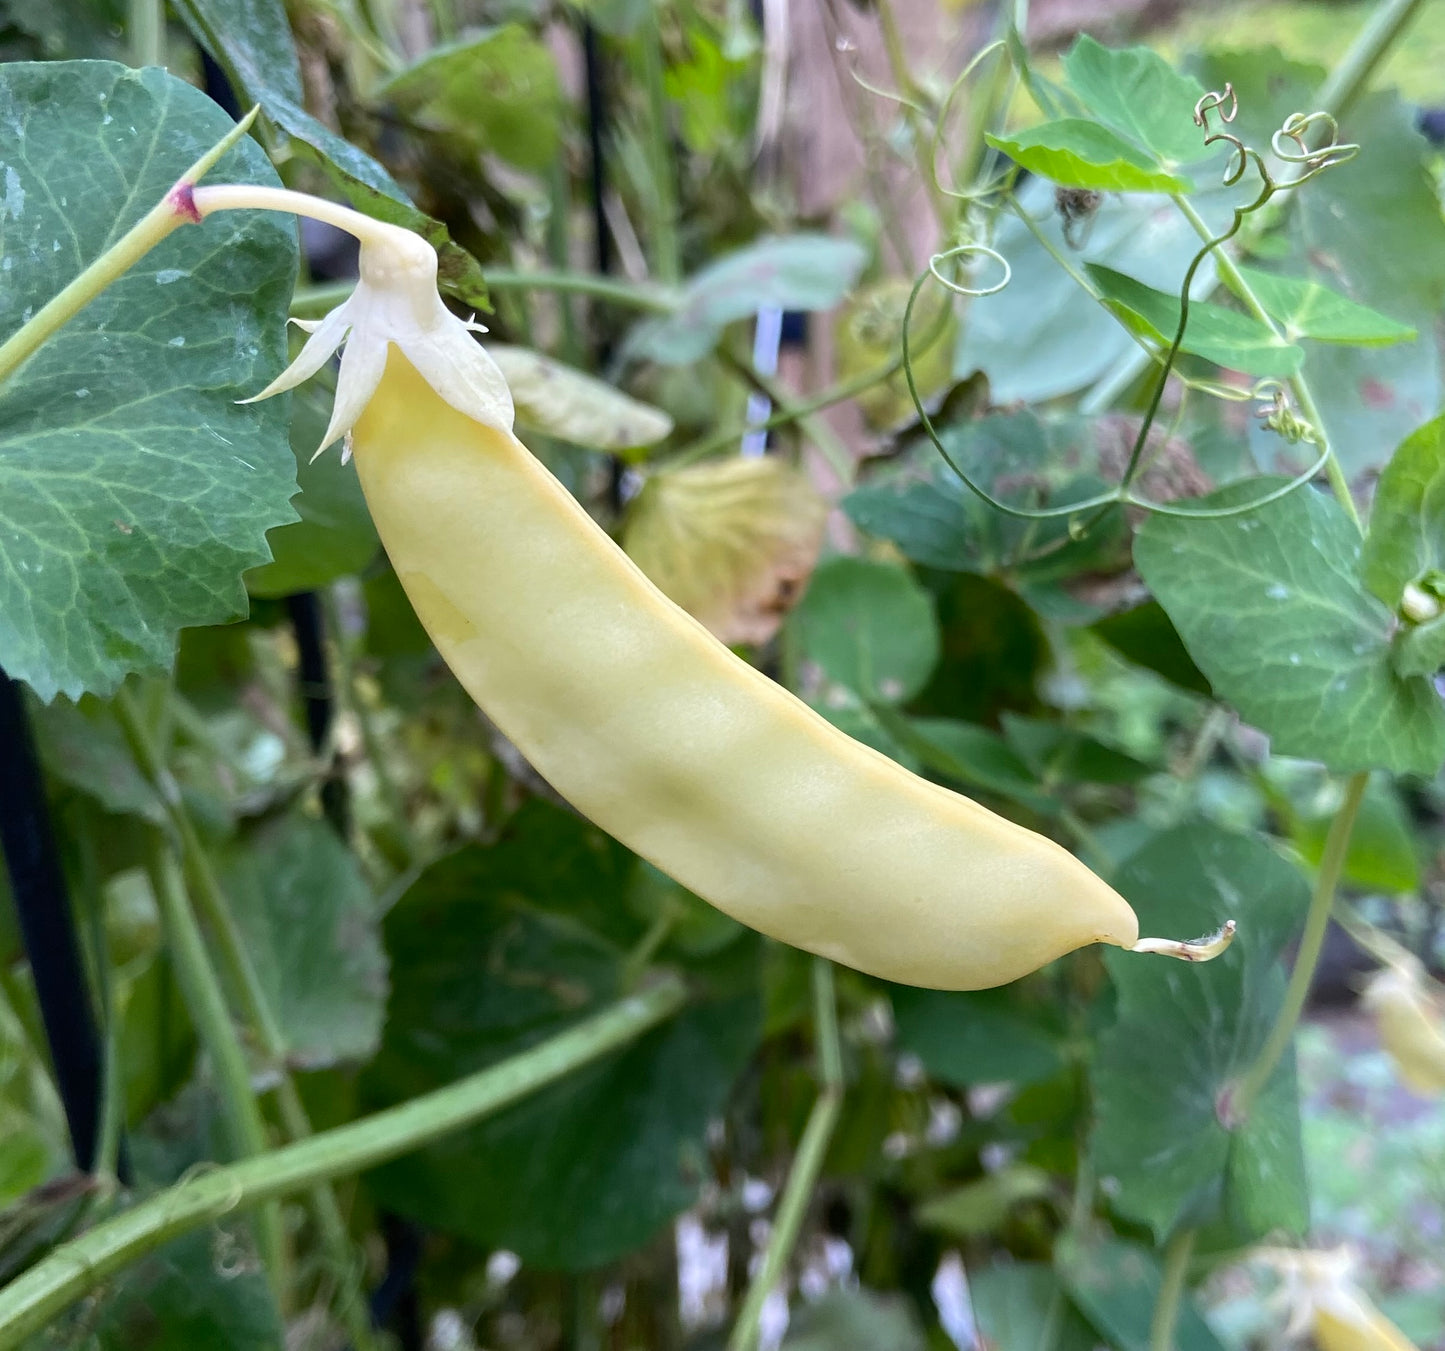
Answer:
[{"left": 0, "top": 3, "right": 1443, "bottom": 1349}]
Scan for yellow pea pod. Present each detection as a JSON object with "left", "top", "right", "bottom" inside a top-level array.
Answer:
[
  {"left": 1261, "top": 1248, "right": 1419, "bottom": 1351},
  {"left": 192, "top": 186, "right": 1233, "bottom": 991},
  {"left": 1362, "top": 960, "right": 1445, "bottom": 1096}
]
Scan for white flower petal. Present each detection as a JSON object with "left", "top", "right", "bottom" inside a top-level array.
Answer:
[
  {"left": 402, "top": 323, "right": 515, "bottom": 433},
  {"left": 313, "top": 335, "right": 388, "bottom": 459},
  {"left": 240, "top": 305, "right": 353, "bottom": 405}
]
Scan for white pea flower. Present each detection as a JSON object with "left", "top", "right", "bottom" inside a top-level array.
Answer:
[{"left": 243, "top": 220, "right": 514, "bottom": 459}]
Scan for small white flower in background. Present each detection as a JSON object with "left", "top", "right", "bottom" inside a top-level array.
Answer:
[{"left": 244, "top": 222, "right": 514, "bottom": 458}]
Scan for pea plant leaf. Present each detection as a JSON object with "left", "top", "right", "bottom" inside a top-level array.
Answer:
[
  {"left": 1233, "top": 266, "right": 1416, "bottom": 347},
  {"left": 1090, "top": 823, "right": 1311, "bottom": 1244},
  {"left": 244, "top": 380, "right": 378, "bottom": 599},
  {"left": 985, "top": 122, "right": 1193, "bottom": 193},
  {"left": 891, "top": 985, "right": 1065, "bottom": 1088},
  {"left": 955, "top": 177, "right": 1234, "bottom": 403},
  {"left": 489, "top": 345, "right": 673, "bottom": 452},
  {"left": 220, "top": 816, "right": 387, "bottom": 1069},
  {"left": 361, "top": 801, "right": 759, "bottom": 1269},
  {"left": 0, "top": 61, "right": 298, "bottom": 702},
  {"left": 1135, "top": 480, "right": 1445, "bottom": 776},
  {"left": 1361, "top": 414, "right": 1445, "bottom": 608},
  {"left": 624, "top": 234, "right": 867, "bottom": 365},
  {"left": 1057, "top": 1236, "right": 1229, "bottom": 1351},
  {"left": 171, "top": 0, "right": 491, "bottom": 307},
  {"left": 970, "top": 1264, "right": 1096, "bottom": 1351},
  {"left": 1087, "top": 264, "right": 1303, "bottom": 376},
  {"left": 788, "top": 556, "right": 939, "bottom": 705},
  {"left": 1213, "top": 63, "right": 1445, "bottom": 477},
  {"left": 1061, "top": 36, "right": 1211, "bottom": 169},
  {"left": 376, "top": 26, "right": 565, "bottom": 172}
]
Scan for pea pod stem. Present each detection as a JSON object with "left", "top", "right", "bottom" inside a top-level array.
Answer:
[
  {"left": 0, "top": 978, "right": 688, "bottom": 1350},
  {"left": 0, "top": 110, "right": 259, "bottom": 394},
  {"left": 727, "top": 959, "right": 844, "bottom": 1351},
  {"left": 1232, "top": 772, "right": 1369, "bottom": 1121},
  {"left": 1149, "top": 1229, "right": 1197, "bottom": 1351}
]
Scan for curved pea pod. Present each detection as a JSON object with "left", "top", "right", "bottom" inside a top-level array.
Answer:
[
  {"left": 1261, "top": 1247, "right": 1419, "bottom": 1351},
  {"left": 1362, "top": 959, "right": 1445, "bottom": 1096},
  {"left": 193, "top": 185, "right": 1234, "bottom": 992}
]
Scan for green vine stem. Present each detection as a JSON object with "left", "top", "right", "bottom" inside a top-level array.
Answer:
[
  {"left": 0, "top": 110, "right": 258, "bottom": 394},
  {"left": 1230, "top": 771, "right": 1369, "bottom": 1121},
  {"left": 637, "top": 8, "right": 682, "bottom": 286},
  {"left": 1149, "top": 1228, "right": 1196, "bottom": 1351},
  {"left": 0, "top": 978, "right": 687, "bottom": 1350},
  {"left": 1169, "top": 193, "right": 1359, "bottom": 529},
  {"left": 1081, "top": 0, "right": 1425, "bottom": 418},
  {"left": 726, "top": 959, "right": 844, "bottom": 1351},
  {"left": 115, "top": 689, "right": 379, "bottom": 1348},
  {"left": 143, "top": 840, "right": 288, "bottom": 1300}
]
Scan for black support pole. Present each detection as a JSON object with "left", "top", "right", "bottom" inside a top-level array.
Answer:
[{"left": 0, "top": 671, "right": 103, "bottom": 1173}]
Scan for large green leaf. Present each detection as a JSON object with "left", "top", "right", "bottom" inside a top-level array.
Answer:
[
  {"left": 1090, "top": 823, "right": 1311, "bottom": 1242},
  {"left": 780, "top": 1290, "right": 926, "bottom": 1350},
  {"left": 891, "top": 985, "right": 1064, "bottom": 1087},
  {"left": 1135, "top": 480, "right": 1445, "bottom": 776},
  {"left": 376, "top": 26, "right": 565, "bottom": 172},
  {"left": 1208, "top": 56, "right": 1445, "bottom": 476},
  {"left": 624, "top": 235, "right": 867, "bottom": 365},
  {"left": 954, "top": 177, "right": 1234, "bottom": 402},
  {"left": 361, "top": 801, "right": 759, "bottom": 1269},
  {"left": 1088, "top": 264, "right": 1302, "bottom": 376},
  {"left": 0, "top": 62, "right": 297, "bottom": 702},
  {"left": 787, "top": 556, "right": 939, "bottom": 704},
  {"left": 986, "top": 121, "right": 1193, "bottom": 193},
  {"left": 969, "top": 1263, "right": 1096, "bottom": 1351},
  {"left": 171, "top": 0, "right": 490, "bottom": 306},
  {"left": 85, "top": 1228, "right": 284, "bottom": 1351},
  {"left": 843, "top": 412, "right": 1128, "bottom": 584},
  {"left": 244, "top": 381, "right": 378, "bottom": 598},
  {"left": 1057, "top": 1235, "right": 1227, "bottom": 1351},
  {"left": 1062, "top": 36, "right": 1210, "bottom": 168},
  {"left": 1361, "top": 414, "right": 1445, "bottom": 608},
  {"left": 220, "top": 817, "right": 387, "bottom": 1069},
  {"left": 1233, "top": 266, "right": 1416, "bottom": 347}
]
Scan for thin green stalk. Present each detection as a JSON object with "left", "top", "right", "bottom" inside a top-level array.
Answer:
[
  {"left": 320, "top": 587, "right": 419, "bottom": 869},
  {"left": 1314, "top": 0, "right": 1427, "bottom": 126},
  {"left": 290, "top": 269, "right": 677, "bottom": 320},
  {"left": 0, "top": 111, "right": 257, "bottom": 393},
  {"left": 873, "top": 0, "right": 948, "bottom": 231},
  {"left": 1171, "top": 194, "right": 1359, "bottom": 528},
  {"left": 144, "top": 844, "right": 288, "bottom": 1299},
  {"left": 1081, "top": 0, "right": 1425, "bottom": 418},
  {"left": 673, "top": 300, "right": 954, "bottom": 469},
  {"left": 1232, "top": 771, "right": 1368, "bottom": 1119},
  {"left": 546, "top": 161, "right": 583, "bottom": 366},
  {"left": 127, "top": 0, "right": 165, "bottom": 67},
  {"left": 727, "top": 960, "right": 844, "bottom": 1351},
  {"left": 716, "top": 350, "right": 854, "bottom": 484},
  {"left": 638, "top": 9, "right": 682, "bottom": 285},
  {"left": 1149, "top": 1228, "right": 1196, "bottom": 1351},
  {"left": 0, "top": 978, "right": 687, "bottom": 1350},
  {"left": 116, "top": 689, "right": 378, "bottom": 1347}
]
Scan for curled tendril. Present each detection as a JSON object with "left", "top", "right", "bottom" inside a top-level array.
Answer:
[
  {"left": 847, "top": 67, "right": 932, "bottom": 118},
  {"left": 928, "top": 40, "right": 1010, "bottom": 203},
  {"left": 928, "top": 242, "right": 1012, "bottom": 297},
  {"left": 1272, "top": 111, "right": 1359, "bottom": 181},
  {"left": 901, "top": 83, "right": 1350, "bottom": 530},
  {"left": 170, "top": 1161, "right": 245, "bottom": 1220}
]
